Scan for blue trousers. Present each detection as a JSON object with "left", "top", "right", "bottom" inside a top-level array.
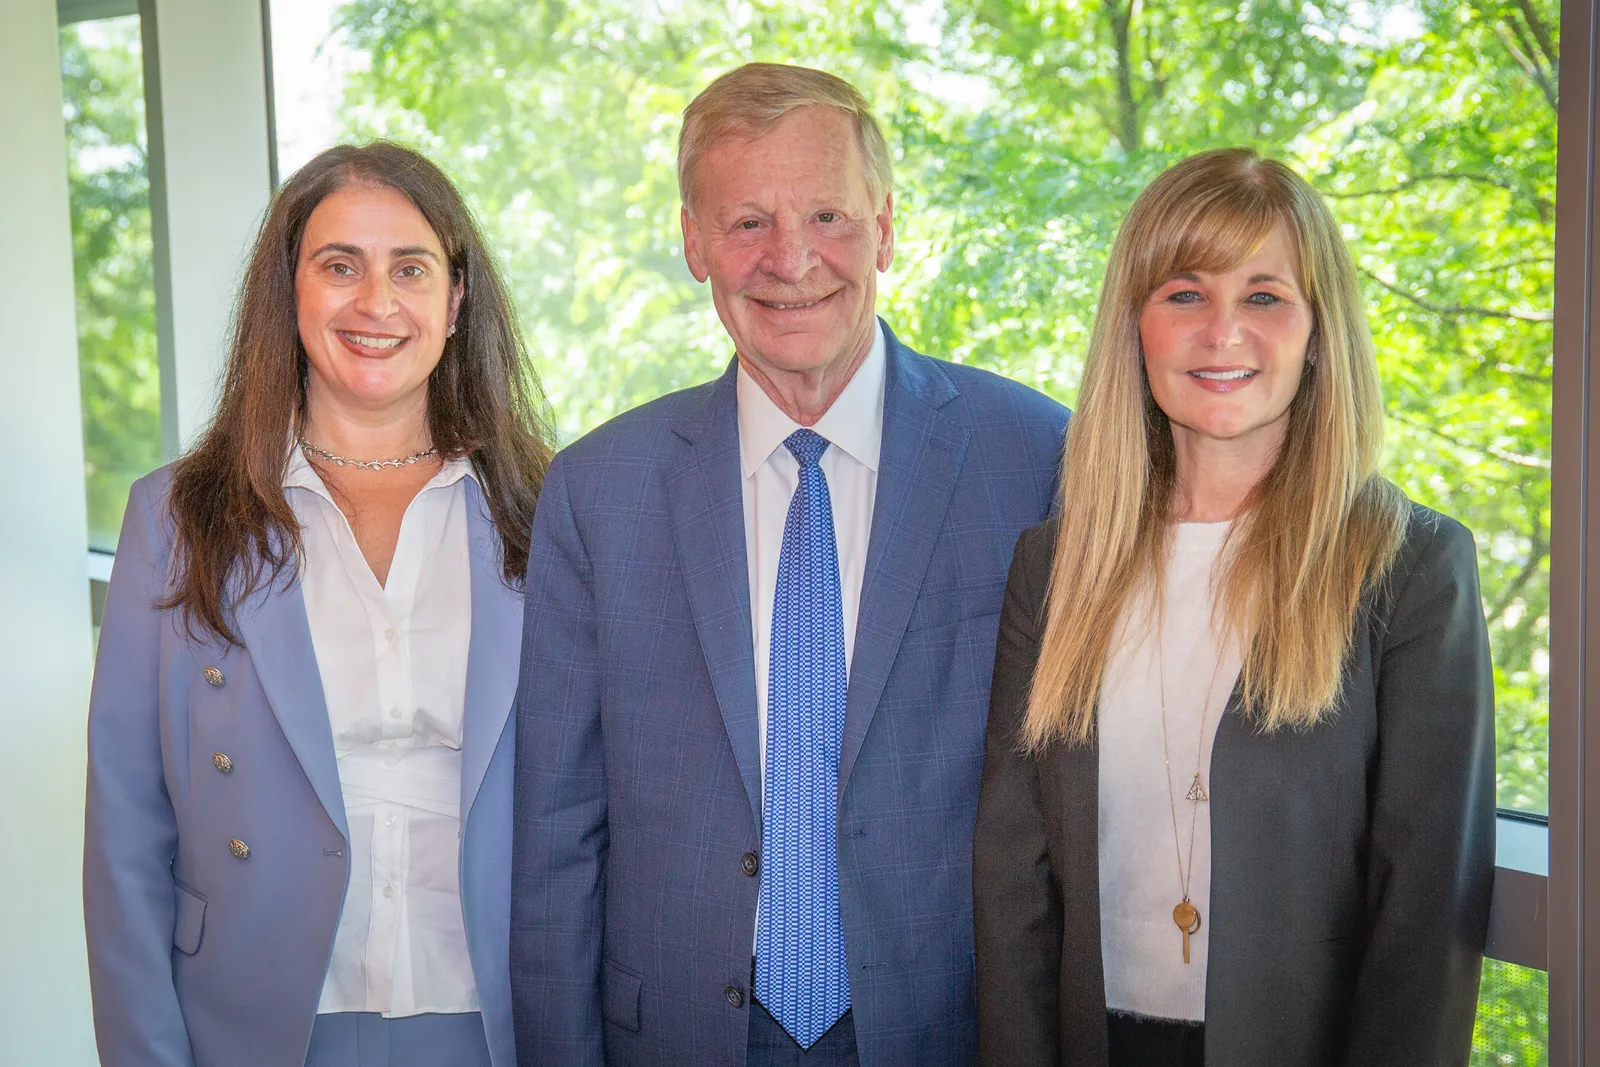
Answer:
[
  {"left": 747, "top": 998, "right": 860, "bottom": 1067},
  {"left": 304, "top": 1011, "right": 491, "bottom": 1067}
]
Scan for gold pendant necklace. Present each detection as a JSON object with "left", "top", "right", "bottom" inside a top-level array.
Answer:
[{"left": 1157, "top": 605, "right": 1224, "bottom": 966}]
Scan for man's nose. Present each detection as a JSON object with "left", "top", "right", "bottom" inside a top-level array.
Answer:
[{"left": 759, "top": 221, "right": 817, "bottom": 284}]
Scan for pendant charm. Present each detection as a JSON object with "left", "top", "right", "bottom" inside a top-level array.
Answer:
[
  {"left": 1173, "top": 900, "right": 1201, "bottom": 964},
  {"left": 1185, "top": 773, "right": 1208, "bottom": 803}
]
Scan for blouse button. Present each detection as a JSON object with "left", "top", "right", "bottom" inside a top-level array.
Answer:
[
  {"left": 212, "top": 752, "right": 234, "bottom": 773},
  {"left": 204, "top": 667, "right": 225, "bottom": 687},
  {"left": 228, "top": 839, "right": 250, "bottom": 860}
]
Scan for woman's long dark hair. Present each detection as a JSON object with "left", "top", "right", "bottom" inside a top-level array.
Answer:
[{"left": 162, "top": 142, "right": 554, "bottom": 644}]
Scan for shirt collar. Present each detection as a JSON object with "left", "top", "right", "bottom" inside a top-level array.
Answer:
[
  {"left": 283, "top": 439, "right": 477, "bottom": 502},
  {"left": 736, "top": 319, "right": 887, "bottom": 480}
]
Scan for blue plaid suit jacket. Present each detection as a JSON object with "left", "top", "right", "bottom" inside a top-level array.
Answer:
[{"left": 510, "top": 322, "right": 1068, "bottom": 1067}]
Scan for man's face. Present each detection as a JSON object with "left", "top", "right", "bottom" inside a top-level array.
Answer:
[{"left": 682, "top": 107, "right": 894, "bottom": 384}]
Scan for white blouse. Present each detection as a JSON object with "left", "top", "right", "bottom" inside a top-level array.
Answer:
[
  {"left": 1098, "top": 521, "right": 1243, "bottom": 1023},
  {"left": 283, "top": 447, "right": 479, "bottom": 1018}
]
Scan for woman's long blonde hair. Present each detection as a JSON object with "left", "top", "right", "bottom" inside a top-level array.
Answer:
[{"left": 1022, "top": 148, "right": 1409, "bottom": 750}]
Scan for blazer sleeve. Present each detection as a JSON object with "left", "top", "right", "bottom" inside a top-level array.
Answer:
[
  {"left": 510, "top": 454, "right": 609, "bottom": 1067},
  {"left": 974, "top": 523, "right": 1064, "bottom": 1067},
  {"left": 1341, "top": 515, "right": 1497, "bottom": 1066},
  {"left": 82, "top": 476, "right": 198, "bottom": 1067}
]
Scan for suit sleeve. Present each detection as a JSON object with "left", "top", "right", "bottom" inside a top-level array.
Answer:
[
  {"left": 1341, "top": 516, "right": 1496, "bottom": 1066},
  {"left": 82, "top": 477, "right": 197, "bottom": 1067},
  {"left": 973, "top": 525, "right": 1063, "bottom": 1067},
  {"left": 510, "top": 454, "right": 608, "bottom": 1067}
]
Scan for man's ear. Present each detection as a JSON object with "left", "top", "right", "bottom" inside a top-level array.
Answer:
[
  {"left": 875, "top": 191, "right": 895, "bottom": 272},
  {"left": 682, "top": 206, "right": 710, "bottom": 283}
]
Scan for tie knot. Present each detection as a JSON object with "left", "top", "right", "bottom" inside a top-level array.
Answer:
[{"left": 783, "top": 429, "right": 830, "bottom": 469}]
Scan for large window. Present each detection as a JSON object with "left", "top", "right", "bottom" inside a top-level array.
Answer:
[
  {"left": 60, "top": 11, "right": 161, "bottom": 555},
  {"left": 269, "top": 1, "right": 1553, "bottom": 1057}
]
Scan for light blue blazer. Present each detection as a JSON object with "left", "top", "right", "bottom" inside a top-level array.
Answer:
[{"left": 84, "top": 465, "right": 521, "bottom": 1067}]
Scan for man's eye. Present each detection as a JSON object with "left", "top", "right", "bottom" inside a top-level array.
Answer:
[
  {"left": 739, "top": 220, "right": 761, "bottom": 230},
  {"left": 817, "top": 211, "right": 838, "bottom": 223}
]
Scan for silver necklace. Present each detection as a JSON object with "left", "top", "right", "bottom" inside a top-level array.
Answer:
[{"left": 298, "top": 437, "right": 440, "bottom": 472}]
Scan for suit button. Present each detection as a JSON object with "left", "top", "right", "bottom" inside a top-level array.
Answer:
[
  {"left": 228, "top": 839, "right": 250, "bottom": 859},
  {"left": 740, "top": 851, "right": 760, "bottom": 877},
  {"left": 204, "top": 666, "right": 225, "bottom": 687},
  {"left": 725, "top": 985, "right": 745, "bottom": 1008},
  {"left": 212, "top": 752, "right": 233, "bottom": 773}
]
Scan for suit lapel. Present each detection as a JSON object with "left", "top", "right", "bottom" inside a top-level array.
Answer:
[
  {"left": 460, "top": 477, "right": 522, "bottom": 820},
  {"left": 840, "top": 326, "right": 969, "bottom": 790},
  {"left": 234, "top": 565, "right": 349, "bottom": 841},
  {"left": 667, "top": 365, "right": 763, "bottom": 821}
]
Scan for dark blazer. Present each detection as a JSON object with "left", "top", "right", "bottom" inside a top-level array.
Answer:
[
  {"left": 510, "top": 321, "right": 1069, "bottom": 1067},
  {"left": 973, "top": 503, "right": 1496, "bottom": 1067}
]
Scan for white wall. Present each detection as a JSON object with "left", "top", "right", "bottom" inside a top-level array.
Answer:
[{"left": 0, "top": 1, "right": 98, "bottom": 1062}]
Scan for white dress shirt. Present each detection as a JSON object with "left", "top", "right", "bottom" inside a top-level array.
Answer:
[
  {"left": 1097, "top": 521, "right": 1243, "bottom": 1022},
  {"left": 284, "top": 446, "right": 480, "bottom": 1018},
  {"left": 739, "top": 321, "right": 887, "bottom": 778}
]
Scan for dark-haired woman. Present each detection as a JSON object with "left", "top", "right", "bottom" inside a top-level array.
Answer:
[
  {"left": 973, "top": 148, "right": 1495, "bottom": 1066},
  {"left": 84, "top": 142, "right": 552, "bottom": 1067}
]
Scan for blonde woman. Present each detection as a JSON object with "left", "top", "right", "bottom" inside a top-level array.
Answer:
[{"left": 973, "top": 148, "right": 1495, "bottom": 1067}]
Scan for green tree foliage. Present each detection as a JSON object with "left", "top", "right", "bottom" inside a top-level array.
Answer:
[
  {"left": 60, "top": 17, "right": 161, "bottom": 552},
  {"left": 329, "top": 0, "right": 1552, "bottom": 822},
  {"left": 326, "top": 7, "right": 1556, "bottom": 1051}
]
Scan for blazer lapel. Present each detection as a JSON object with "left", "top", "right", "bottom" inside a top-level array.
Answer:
[
  {"left": 666, "top": 365, "right": 763, "bottom": 821},
  {"left": 840, "top": 324, "right": 970, "bottom": 790},
  {"left": 234, "top": 566, "right": 349, "bottom": 841},
  {"left": 460, "top": 477, "right": 522, "bottom": 820}
]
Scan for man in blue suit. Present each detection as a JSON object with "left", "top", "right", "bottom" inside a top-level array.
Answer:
[{"left": 510, "top": 63, "right": 1069, "bottom": 1067}]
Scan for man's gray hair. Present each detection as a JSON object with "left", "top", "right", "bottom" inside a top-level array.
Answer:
[{"left": 677, "top": 63, "right": 893, "bottom": 213}]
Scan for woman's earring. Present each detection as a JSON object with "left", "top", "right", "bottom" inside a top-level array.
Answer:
[{"left": 447, "top": 323, "right": 458, "bottom": 337}]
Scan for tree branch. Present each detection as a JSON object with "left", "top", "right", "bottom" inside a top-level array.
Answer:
[
  {"left": 1389, "top": 413, "right": 1550, "bottom": 470},
  {"left": 1104, "top": 0, "right": 1141, "bottom": 151},
  {"left": 1514, "top": 0, "right": 1558, "bottom": 71},
  {"left": 1360, "top": 268, "right": 1554, "bottom": 323},
  {"left": 1497, "top": 19, "right": 1559, "bottom": 110}
]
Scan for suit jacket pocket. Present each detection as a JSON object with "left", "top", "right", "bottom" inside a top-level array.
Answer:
[
  {"left": 172, "top": 878, "right": 207, "bottom": 955},
  {"left": 603, "top": 958, "right": 643, "bottom": 1033}
]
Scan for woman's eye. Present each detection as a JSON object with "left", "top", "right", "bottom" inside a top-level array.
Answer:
[
  {"left": 397, "top": 264, "right": 424, "bottom": 278},
  {"left": 1247, "top": 291, "right": 1283, "bottom": 306},
  {"left": 1164, "top": 289, "right": 1202, "bottom": 304},
  {"left": 329, "top": 262, "right": 354, "bottom": 276}
]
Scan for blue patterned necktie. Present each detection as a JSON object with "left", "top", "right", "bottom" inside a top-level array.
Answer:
[{"left": 755, "top": 428, "right": 850, "bottom": 1049}]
